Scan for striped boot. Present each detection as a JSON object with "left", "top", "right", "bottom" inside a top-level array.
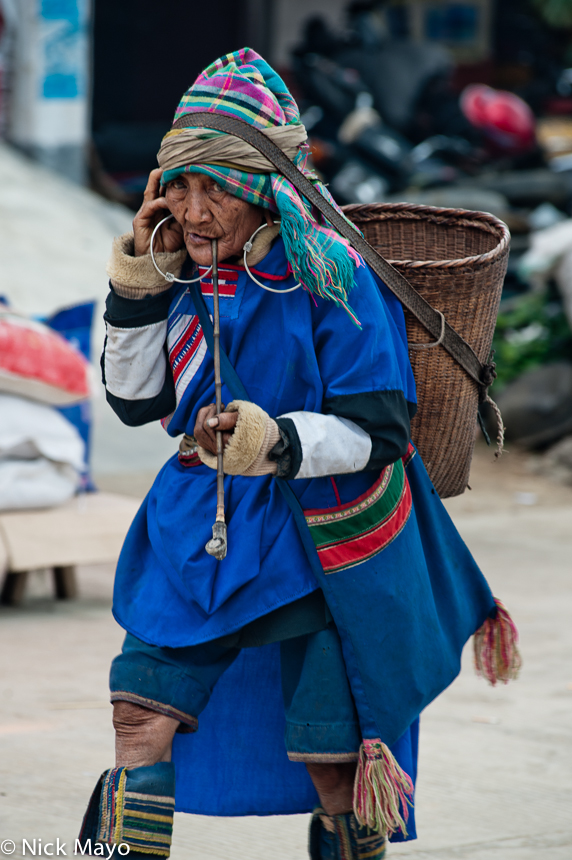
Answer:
[
  {"left": 78, "top": 762, "right": 175, "bottom": 857},
  {"left": 309, "top": 808, "right": 387, "bottom": 859}
]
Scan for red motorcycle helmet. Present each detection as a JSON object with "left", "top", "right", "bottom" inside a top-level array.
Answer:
[{"left": 461, "top": 84, "right": 536, "bottom": 153}]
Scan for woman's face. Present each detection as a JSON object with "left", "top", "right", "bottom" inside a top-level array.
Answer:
[{"left": 165, "top": 173, "right": 266, "bottom": 265}]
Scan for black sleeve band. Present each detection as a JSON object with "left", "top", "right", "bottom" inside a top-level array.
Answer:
[
  {"left": 104, "top": 366, "right": 176, "bottom": 427},
  {"left": 270, "top": 418, "right": 303, "bottom": 480},
  {"left": 323, "top": 390, "right": 416, "bottom": 471},
  {"left": 104, "top": 283, "right": 173, "bottom": 328}
]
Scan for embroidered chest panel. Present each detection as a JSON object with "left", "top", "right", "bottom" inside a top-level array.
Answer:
[
  {"left": 165, "top": 265, "right": 245, "bottom": 408},
  {"left": 166, "top": 309, "right": 207, "bottom": 407}
]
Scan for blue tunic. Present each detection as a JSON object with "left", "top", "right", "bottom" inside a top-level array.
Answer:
[{"left": 112, "top": 238, "right": 417, "bottom": 647}]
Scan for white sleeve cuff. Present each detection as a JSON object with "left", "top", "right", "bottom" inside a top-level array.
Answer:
[{"left": 278, "top": 412, "right": 372, "bottom": 478}]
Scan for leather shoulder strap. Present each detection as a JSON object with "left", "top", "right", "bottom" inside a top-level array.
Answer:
[{"left": 173, "top": 112, "right": 487, "bottom": 388}]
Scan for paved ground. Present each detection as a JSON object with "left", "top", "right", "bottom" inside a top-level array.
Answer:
[{"left": 1, "top": 444, "right": 571, "bottom": 859}]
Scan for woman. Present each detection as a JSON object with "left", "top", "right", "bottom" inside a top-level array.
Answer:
[{"left": 79, "top": 49, "right": 518, "bottom": 860}]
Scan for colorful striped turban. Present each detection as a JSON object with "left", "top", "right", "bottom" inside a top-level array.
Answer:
[{"left": 157, "top": 47, "right": 362, "bottom": 325}]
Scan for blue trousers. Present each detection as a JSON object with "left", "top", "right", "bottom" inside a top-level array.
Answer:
[{"left": 110, "top": 620, "right": 362, "bottom": 761}]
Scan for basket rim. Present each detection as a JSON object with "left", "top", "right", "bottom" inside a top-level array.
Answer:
[{"left": 343, "top": 201, "right": 511, "bottom": 270}]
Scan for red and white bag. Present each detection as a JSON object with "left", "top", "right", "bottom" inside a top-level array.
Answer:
[{"left": 0, "top": 308, "right": 92, "bottom": 405}]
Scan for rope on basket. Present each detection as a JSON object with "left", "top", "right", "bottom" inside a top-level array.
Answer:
[
  {"left": 484, "top": 394, "right": 506, "bottom": 458},
  {"left": 479, "top": 358, "right": 505, "bottom": 459}
]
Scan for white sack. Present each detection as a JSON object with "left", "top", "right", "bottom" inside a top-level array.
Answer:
[
  {"left": 0, "top": 393, "right": 85, "bottom": 510},
  {"left": 0, "top": 459, "right": 78, "bottom": 510},
  {"left": 0, "top": 393, "right": 85, "bottom": 470}
]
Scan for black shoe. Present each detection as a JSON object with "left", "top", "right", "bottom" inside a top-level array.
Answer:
[{"left": 308, "top": 808, "right": 386, "bottom": 859}]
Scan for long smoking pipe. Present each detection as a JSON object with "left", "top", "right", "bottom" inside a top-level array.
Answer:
[{"left": 205, "top": 238, "right": 228, "bottom": 560}]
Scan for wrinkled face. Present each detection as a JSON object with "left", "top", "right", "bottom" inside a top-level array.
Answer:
[{"left": 164, "top": 172, "right": 266, "bottom": 265}]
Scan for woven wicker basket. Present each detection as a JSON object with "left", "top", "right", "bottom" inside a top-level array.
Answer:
[{"left": 343, "top": 202, "right": 510, "bottom": 498}]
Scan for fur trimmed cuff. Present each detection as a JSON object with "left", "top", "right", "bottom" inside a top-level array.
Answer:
[
  {"left": 197, "top": 401, "right": 280, "bottom": 476},
  {"left": 107, "top": 232, "right": 187, "bottom": 299}
]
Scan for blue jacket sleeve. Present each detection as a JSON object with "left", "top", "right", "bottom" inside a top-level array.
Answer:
[{"left": 274, "top": 261, "right": 417, "bottom": 477}]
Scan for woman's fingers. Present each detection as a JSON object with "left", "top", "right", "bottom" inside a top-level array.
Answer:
[
  {"left": 162, "top": 216, "right": 184, "bottom": 254},
  {"left": 133, "top": 169, "right": 184, "bottom": 257},
  {"left": 133, "top": 197, "right": 171, "bottom": 257},
  {"left": 142, "top": 168, "right": 164, "bottom": 202},
  {"left": 195, "top": 404, "right": 218, "bottom": 451},
  {"left": 138, "top": 169, "right": 166, "bottom": 224},
  {"left": 211, "top": 413, "right": 239, "bottom": 451},
  {"left": 207, "top": 413, "right": 239, "bottom": 433},
  {"left": 194, "top": 405, "right": 237, "bottom": 455}
]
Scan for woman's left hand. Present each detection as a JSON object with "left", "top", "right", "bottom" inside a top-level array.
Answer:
[{"left": 194, "top": 404, "right": 238, "bottom": 454}]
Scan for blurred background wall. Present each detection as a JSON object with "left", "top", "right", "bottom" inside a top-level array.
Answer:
[
  {"left": 4, "top": 0, "right": 91, "bottom": 183},
  {"left": 0, "top": 0, "right": 512, "bottom": 195},
  {"left": 90, "top": 0, "right": 276, "bottom": 199}
]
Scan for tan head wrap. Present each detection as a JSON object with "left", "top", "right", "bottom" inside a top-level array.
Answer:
[{"left": 157, "top": 124, "right": 307, "bottom": 175}]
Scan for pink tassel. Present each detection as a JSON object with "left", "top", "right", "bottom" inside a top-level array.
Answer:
[
  {"left": 474, "top": 598, "right": 522, "bottom": 686},
  {"left": 353, "top": 739, "right": 414, "bottom": 837}
]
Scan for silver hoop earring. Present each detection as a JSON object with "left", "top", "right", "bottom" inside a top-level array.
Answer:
[
  {"left": 243, "top": 221, "right": 301, "bottom": 294},
  {"left": 150, "top": 214, "right": 212, "bottom": 284}
]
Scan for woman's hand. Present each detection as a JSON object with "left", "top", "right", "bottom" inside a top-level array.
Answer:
[
  {"left": 133, "top": 169, "right": 184, "bottom": 257},
  {"left": 194, "top": 404, "right": 238, "bottom": 454}
]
